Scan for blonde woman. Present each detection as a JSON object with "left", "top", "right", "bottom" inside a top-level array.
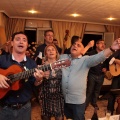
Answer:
[{"left": 38, "top": 44, "right": 64, "bottom": 120}]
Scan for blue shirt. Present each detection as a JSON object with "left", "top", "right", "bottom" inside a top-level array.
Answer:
[
  {"left": 60, "top": 51, "right": 106, "bottom": 104},
  {"left": 0, "top": 54, "right": 37, "bottom": 104}
]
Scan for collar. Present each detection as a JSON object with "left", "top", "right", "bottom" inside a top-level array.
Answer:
[
  {"left": 69, "top": 54, "right": 82, "bottom": 60},
  {"left": 12, "top": 54, "right": 27, "bottom": 62},
  {"left": 78, "top": 55, "right": 82, "bottom": 58}
]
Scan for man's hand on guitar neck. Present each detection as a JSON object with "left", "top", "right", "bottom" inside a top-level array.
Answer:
[
  {"left": 34, "top": 66, "right": 44, "bottom": 86},
  {"left": 0, "top": 74, "right": 10, "bottom": 88},
  {"left": 43, "top": 71, "right": 50, "bottom": 79}
]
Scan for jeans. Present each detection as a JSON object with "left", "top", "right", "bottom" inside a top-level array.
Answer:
[
  {"left": 0, "top": 102, "right": 31, "bottom": 120},
  {"left": 64, "top": 102, "right": 85, "bottom": 120},
  {"left": 107, "top": 75, "right": 120, "bottom": 115},
  {"left": 86, "top": 73, "right": 104, "bottom": 108}
]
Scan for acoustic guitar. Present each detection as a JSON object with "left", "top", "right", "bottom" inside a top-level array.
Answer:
[
  {"left": 109, "top": 63, "right": 120, "bottom": 76},
  {"left": 0, "top": 59, "right": 71, "bottom": 99}
]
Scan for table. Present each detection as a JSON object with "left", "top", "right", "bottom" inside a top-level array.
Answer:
[{"left": 88, "top": 115, "right": 120, "bottom": 120}]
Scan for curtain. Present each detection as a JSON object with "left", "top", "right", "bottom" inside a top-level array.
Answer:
[
  {"left": 1, "top": 13, "right": 9, "bottom": 31},
  {"left": 105, "top": 25, "right": 120, "bottom": 39},
  {"left": 6, "top": 18, "right": 26, "bottom": 40},
  {"left": 52, "top": 21, "right": 86, "bottom": 48},
  {"left": 0, "top": 27, "right": 7, "bottom": 46},
  {"left": 0, "top": 13, "right": 9, "bottom": 45}
]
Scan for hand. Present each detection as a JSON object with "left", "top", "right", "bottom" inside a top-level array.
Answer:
[
  {"left": 80, "top": 40, "right": 94, "bottom": 55},
  {"left": 0, "top": 74, "right": 10, "bottom": 88},
  {"left": 4, "top": 40, "right": 11, "bottom": 53},
  {"left": 102, "top": 68, "right": 107, "bottom": 73},
  {"left": 6, "top": 40, "right": 11, "bottom": 46},
  {"left": 44, "top": 71, "right": 50, "bottom": 79},
  {"left": 87, "top": 40, "right": 94, "bottom": 48},
  {"left": 110, "top": 38, "right": 120, "bottom": 51},
  {"left": 34, "top": 67, "right": 44, "bottom": 82}
]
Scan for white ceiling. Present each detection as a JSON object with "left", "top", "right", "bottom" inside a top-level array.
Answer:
[{"left": 0, "top": 0, "right": 120, "bottom": 25}]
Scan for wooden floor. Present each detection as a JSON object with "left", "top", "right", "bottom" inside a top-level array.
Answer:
[{"left": 31, "top": 98, "right": 118, "bottom": 120}]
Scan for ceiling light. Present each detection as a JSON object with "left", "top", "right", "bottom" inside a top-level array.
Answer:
[
  {"left": 107, "top": 17, "right": 115, "bottom": 21},
  {"left": 28, "top": 10, "right": 37, "bottom": 14},
  {"left": 71, "top": 13, "right": 80, "bottom": 17}
]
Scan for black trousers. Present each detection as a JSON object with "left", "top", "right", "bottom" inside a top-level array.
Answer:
[{"left": 107, "top": 75, "right": 120, "bottom": 115}]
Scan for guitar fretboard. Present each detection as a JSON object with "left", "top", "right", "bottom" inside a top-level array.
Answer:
[{"left": 8, "top": 64, "right": 52, "bottom": 83}]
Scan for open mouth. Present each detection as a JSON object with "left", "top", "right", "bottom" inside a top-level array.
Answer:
[
  {"left": 18, "top": 45, "right": 24, "bottom": 48},
  {"left": 72, "top": 48, "right": 77, "bottom": 51},
  {"left": 49, "top": 54, "right": 54, "bottom": 55}
]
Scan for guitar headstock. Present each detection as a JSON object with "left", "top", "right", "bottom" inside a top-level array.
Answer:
[{"left": 51, "top": 59, "right": 71, "bottom": 70}]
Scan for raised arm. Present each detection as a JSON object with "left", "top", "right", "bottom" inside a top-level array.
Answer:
[
  {"left": 81, "top": 40, "right": 94, "bottom": 55},
  {"left": 86, "top": 38, "right": 120, "bottom": 68},
  {"left": 104, "top": 38, "right": 120, "bottom": 58}
]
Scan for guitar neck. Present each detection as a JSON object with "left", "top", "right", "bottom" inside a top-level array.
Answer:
[{"left": 8, "top": 64, "right": 52, "bottom": 82}]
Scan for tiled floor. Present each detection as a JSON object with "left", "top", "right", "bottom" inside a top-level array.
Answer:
[{"left": 31, "top": 99, "right": 118, "bottom": 120}]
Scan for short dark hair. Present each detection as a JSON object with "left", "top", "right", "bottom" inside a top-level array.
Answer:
[
  {"left": 96, "top": 39, "right": 104, "bottom": 44},
  {"left": 11, "top": 31, "right": 28, "bottom": 41},
  {"left": 71, "top": 36, "right": 81, "bottom": 45},
  {"left": 44, "top": 30, "right": 54, "bottom": 36}
]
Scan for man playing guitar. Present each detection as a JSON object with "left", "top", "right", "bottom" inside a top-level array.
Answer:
[
  {"left": 108, "top": 50, "right": 120, "bottom": 115},
  {"left": 0, "top": 31, "right": 44, "bottom": 120}
]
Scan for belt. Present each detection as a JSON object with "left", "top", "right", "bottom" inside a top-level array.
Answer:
[{"left": 1, "top": 102, "right": 28, "bottom": 110}]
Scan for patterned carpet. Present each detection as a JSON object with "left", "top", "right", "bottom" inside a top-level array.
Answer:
[{"left": 31, "top": 98, "right": 118, "bottom": 120}]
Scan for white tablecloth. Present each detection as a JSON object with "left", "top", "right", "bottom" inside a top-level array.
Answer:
[{"left": 88, "top": 115, "right": 120, "bottom": 120}]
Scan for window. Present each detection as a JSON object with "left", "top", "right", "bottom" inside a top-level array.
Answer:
[
  {"left": 37, "top": 28, "right": 52, "bottom": 44},
  {"left": 24, "top": 29, "right": 37, "bottom": 45},
  {"left": 82, "top": 32, "right": 103, "bottom": 51}
]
